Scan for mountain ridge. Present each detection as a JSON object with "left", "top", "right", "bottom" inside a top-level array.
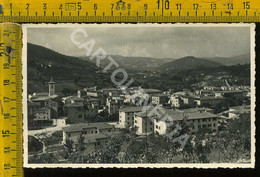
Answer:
[{"left": 160, "top": 56, "right": 224, "bottom": 71}]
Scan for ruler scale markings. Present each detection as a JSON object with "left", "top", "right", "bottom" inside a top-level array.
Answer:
[
  {"left": 0, "top": 23, "right": 23, "bottom": 177},
  {"left": 0, "top": 1, "right": 258, "bottom": 177}
]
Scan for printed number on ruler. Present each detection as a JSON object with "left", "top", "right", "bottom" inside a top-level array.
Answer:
[
  {"left": 0, "top": 23, "right": 23, "bottom": 177},
  {"left": 0, "top": 0, "right": 260, "bottom": 22}
]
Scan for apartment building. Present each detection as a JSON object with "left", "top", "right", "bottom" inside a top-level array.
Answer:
[
  {"left": 134, "top": 111, "right": 155, "bottom": 135},
  {"left": 151, "top": 94, "right": 169, "bottom": 105},
  {"left": 194, "top": 96, "right": 226, "bottom": 107},
  {"left": 123, "top": 107, "right": 219, "bottom": 135},
  {"left": 119, "top": 106, "right": 150, "bottom": 128},
  {"left": 62, "top": 122, "right": 114, "bottom": 145}
]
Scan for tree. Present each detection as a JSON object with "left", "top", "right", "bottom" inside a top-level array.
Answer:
[
  {"left": 64, "top": 139, "right": 74, "bottom": 153},
  {"left": 193, "top": 137, "right": 212, "bottom": 163},
  {"left": 77, "top": 134, "right": 86, "bottom": 152},
  {"left": 62, "top": 88, "right": 72, "bottom": 96},
  {"left": 28, "top": 136, "right": 43, "bottom": 153},
  {"left": 69, "top": 133, "right": 126, "bottom": 163},
  {"left": 214, "top": 103, "right": 222, "bottom": 114},
  {"left": 217, "top": 117, "right": 251, "bottom": 163},
  {"left": 28, "top": 153, "right": 59, "bottom": 164}
]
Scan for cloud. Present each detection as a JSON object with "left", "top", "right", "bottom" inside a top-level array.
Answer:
[{"left": 27, "top": 25, "right": 250, "bottom": 59}]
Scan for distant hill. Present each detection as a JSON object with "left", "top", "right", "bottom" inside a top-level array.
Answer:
[
  {"left": 80, "top": 55, "right": 174, "bottom": 71},
  {"left": 203, "top": 53, "right": 250, "bottom": 66},
  {"left": 27, "top": 43, "right": 112, "bottom": 94},
  {"left": 160, "top": 56, "right": 224, "bottom": 71},
  {"left": 28, "top": 43, "right": 97, "bottom": 70},
  {"left": 27, "top": 43, "right": 250, "bottom": 94},
  {"left": 80, "top": 53, "right": 250, "bottom": 71}
]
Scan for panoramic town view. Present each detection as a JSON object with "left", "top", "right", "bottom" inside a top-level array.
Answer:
[{"left": 25, "top": 25, "right": 253, "bottom": 165}]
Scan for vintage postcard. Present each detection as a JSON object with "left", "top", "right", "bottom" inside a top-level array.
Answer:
[{"left": 22, "top": 24, "right": 255, "bottom": 168}]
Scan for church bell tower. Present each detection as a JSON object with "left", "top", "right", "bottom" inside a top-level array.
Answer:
[{"left": 49, "top": 77, "right": 55, "bottom": 96}]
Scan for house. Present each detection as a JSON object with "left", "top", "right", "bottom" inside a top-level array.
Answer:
[
  {"left": 194, "top": 96, "right": 226, "bottom": 107},
  {"left": 28, "top": 102, "right": 41, "bottom": 120},
  {"left": 203, "top": 86, "right": 221, "bottom": 91},
  {"left": 134, "top": 111, "right": 155, "bottom": 135},
  {"left": 169, "top": 96, "right": 183, "bottom": 108},
  {"left": 153, "top": 111, "right": 219, "bottom": 135},
  {"left": 53, "top": 117, "right": 67, "bottom": 126},
  {"left": 173, "top": 90, "right": 193, "bottom": 97},
  {"left": 118, "top": 106, "right": 151, "bottom": 128},
  {"left": 101, "top": 87, "right": 121, "bottom": 96},
  {"left": 214, "top": 90, "right": 245, "bottom": 106},
  {"left": 34, "top": 107, "right": 51, "bottom": 121},
  {"left": 27, "top": 78, "right": 62, "bottom": 128},
  {"left": 85, "top": 98, "right": 99, "bottom": 119},
  {"left": 143, "top": 88, "right": 162, "bottom": 95},
  {"left": 62, "top": 122, "right": 114, "bottom": 145},
  {"left": 29, "top": 77, "right": 59, "bottom": 102},
  {"left": 125, "top": 107, "right": 219, "bottom": 135},
  {"left": 66, "top": 102, "right": 86, "bottom": 123},
  {"left": 228, "top": 105, "right": 250, "bottom": 119},
  {"left": 181, "top": 95, "right": 195, "bottom": 107},
  {"left": 181, "top": 107, "right": 214, "bottom": 114},
  {"left": 62, "top": 96, "right": 74, "bottom": 104},
  {"left": 106, "top": 97, "right": 124, "bottom": 115},
  {"left": 85, "top": 87, "right": 105, "bottom": 106},
  {"left": 169, "top": 92, "right": 195, "bottom": 108},
  {"left": 151, "top": 94, "right": 169, "bottom": 105}
]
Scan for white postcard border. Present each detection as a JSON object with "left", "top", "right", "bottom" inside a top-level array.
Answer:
[{"left": 22, "top": 23, "right": 256, "bottom": 168}]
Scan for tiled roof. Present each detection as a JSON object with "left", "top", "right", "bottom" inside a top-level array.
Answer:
[
  {"left": 198, "top": 96, "right": 225, "bottom": 100},
  {"left": 186, "top": 112, "right": 218, "bottom": 120},
  {"left": 70, "top": 133, "right": 109, "bottom": 143},
  {"left": 66, "top": 102, "right": 84, "bottom": 107},
  {"left": 62, "top": 122, "right": 113, "bottom": 133},
  {"left": 88, "top": 98, "right": 99, "bottom": 102},
  {"left": 215, "top": 90, "right": 243, "bottom": 93},
  {"left": 31, "top": 96, "right": 51, "bottom": 101},
  {"left": 136, "top": 108, "right": 218, "bottom": 121},
  {"left": 31, "top": 94, "right": 58, "bottom": 101},
  {"left": 71, "top": 131, "right": 121, "bottom": 144},
  {"left": 152, "top": 94, "right": 168, "bottom": 97},
  {"left": 229, "top": 105, "right": 251, "bottom": 114},
  {"left": 119, "top": 106, "right": 152, "bottom": 113},
  {"left": 143, "top": 89, "right": 161, "bottom": 93},
  {"left": 182, "top": 107, "right": 213, "bottom": 112},
  {"left": 34, "top": 92, "right": 49, "bottom": 96}
]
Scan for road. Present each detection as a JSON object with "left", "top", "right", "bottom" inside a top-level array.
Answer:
[{"left": 28, "top": 125, "right": 69, "bottom": 136}]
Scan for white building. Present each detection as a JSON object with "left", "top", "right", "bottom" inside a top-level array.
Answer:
[
  {"left": 62, "top": 122, "right": 114, "bottom": 144},
  {"left": 118, "top": 106, "right": 150, "bottom": 128}
]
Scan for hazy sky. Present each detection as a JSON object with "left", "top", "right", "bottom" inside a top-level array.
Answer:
[{"left": 27, "top": 25, "right": 251, "bottom": 59}]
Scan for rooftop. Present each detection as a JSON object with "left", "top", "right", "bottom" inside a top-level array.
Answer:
[
  {"left": 72, "top": 131, "right": 120, "bottom": 144},
  {"left": 31, "top": 94, "right": 58, "bottom": 101},
  {"left": 136, "top": 108, "right": 218, "bottom": 121},
  {"left": 143, "top": 88, "right": 161, "bottom": 93},
  {"left": 215, "top": 90, "right": 243, "bottom": 93},
  {"left": 66, "top": 102, "right": 84, "bottom": 107},
  {"left": 198, "top": 96, "right": 226, "bottom": 100},
  {"left": 229, "top": 105, "right": 251, "bottom": 114},
  {"left": 62, "top": 122, "right": 113, "bottom": 133},
  {"left": 120, "top": 106, "right": 152, "bottom": 113},
  {"left": 70, "top": 133, "right": 109, "bottom": 144},
  {"left": 34, "top": 92, "right": 49, "bottom": 96},
  {"left": 182, "top": 107, "right": 214, "bottom": 113},
  {"left": 152, "top": 94, "right": 168, "bottom": 97},
  {"left": 101, "top": 88, "right": 120, "bottom": 91}
]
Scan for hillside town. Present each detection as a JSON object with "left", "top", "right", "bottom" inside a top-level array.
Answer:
[{"left": 27, "top": 76, "right": 251, "bottom": 163}]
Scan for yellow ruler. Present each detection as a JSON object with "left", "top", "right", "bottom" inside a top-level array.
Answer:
[
  {"left": 0, "top": 0, "right": 259, "bottom": 177},
  {"left": 0, "top": 23, "right": 23, "bottom": 177},
  {"left": 0, "top": 0, "right": 259, "bottom": 22}
]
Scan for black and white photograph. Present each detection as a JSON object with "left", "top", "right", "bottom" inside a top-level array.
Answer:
[{"left": 22, "top": 24, "right": 255, "bottom": 168}]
